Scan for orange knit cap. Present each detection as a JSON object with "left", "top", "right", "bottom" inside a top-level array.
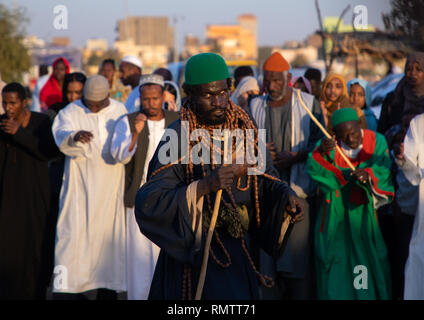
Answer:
[{"left": 263, "top": 52, "right": 290, "bottom": 72}]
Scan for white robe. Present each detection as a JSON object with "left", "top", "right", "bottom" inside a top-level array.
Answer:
[
  {"left": 52, "top": 99, "right": 128, "bottom": 293},
  {"left": 30, "top": 75, "right": 49, "bottom": 113},
  {"left": 110, "top": 116, "right": 165, "bottom": 300},
  {"left": 125, "top": 86, "right": 140, "bottom": 114},
  {"left": 400, "top": 113, "right": 424, "bottom": 300}
]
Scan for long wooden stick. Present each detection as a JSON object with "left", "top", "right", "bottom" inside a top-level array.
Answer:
[
  {"left": 195, "top": 131, "right": 229, "bottom": 300},
  {"left": 296, "top": 89, "right": 356, "bottom": 171}
]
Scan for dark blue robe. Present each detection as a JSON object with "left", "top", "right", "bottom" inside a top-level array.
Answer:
[{"left": 135, "top": 120, "right": 295, "bottom": 300}]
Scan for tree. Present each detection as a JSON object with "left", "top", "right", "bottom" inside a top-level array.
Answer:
[
  {"left": 382, "top": 0, "right": 424, "bottom": 41},
  {"left": 0, "top": 4, "right": 31, "bottom": 83}
]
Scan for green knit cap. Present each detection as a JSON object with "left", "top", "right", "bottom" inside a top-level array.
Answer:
[
  {"left": 331, "top": 108, "right": 359, "bottom": 128},
  {"left": 184, "top": 53, "right": 230, "bottom": 85}
]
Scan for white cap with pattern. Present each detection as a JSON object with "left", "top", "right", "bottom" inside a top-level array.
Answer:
[{"left": 139, "top": 74, "right": 164, "bottom": 88}]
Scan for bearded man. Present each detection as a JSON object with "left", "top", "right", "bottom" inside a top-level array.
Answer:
[{"left": 134, "top": 53, "right": 304, "bottom": 300}]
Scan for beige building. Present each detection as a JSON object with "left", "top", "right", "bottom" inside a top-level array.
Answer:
[
  {"left": 182, "top": 34, "right": 212, "bottom": 60},
  {"left": 205, "top": 14, "right": 257, "bottom": 60},
  {"left": 51, "top": 37, "right": 70, "bottom": 47},
  {"left": 117, "top": 16, "right": 174, "bottom": 47},
  {"left": 182, "top": 14, "right": 257, "bottom": 61},
  {"left": 116, "top": 16, "right": 174, "bottom": 71},
  {"left": 114, "top": 39, "right": 168, "bottom": 73},
  {"left": 86, "top": 38, "right": 108, "bottom": 52}
]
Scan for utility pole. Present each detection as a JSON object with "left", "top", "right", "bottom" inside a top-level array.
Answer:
[{"left": 173, "top": 15, "right": 185, "bottom": 63}]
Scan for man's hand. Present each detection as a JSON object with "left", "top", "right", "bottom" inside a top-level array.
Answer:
[
  {"left": 352, "top": 168, "right": 369, "bottom": 184},
  {"left": 197, "top": 164, "right": 248, "bottom": 199},
  {"left": 206, "top": 164, "right": 245, "bottom": 193},
  {"left": 74, "top": 130, "right": 93, "bottom": 144},
  {"left": 0, "top": 118, "right": 20, "bottom": 135},
  {"left": 319, "top": 136, "right": 336, "bottom": 154},
  {"left": 286, "top": 194, "right": 304, "bottom": 223},
  {"left": 134, "top": 113, "right": 147, "bottom": 134}
]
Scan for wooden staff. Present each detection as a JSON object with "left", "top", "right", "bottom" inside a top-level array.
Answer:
[
  {"left": 296, "top": 89, "right": 356, "bottom": 171},
  {"left": 195, "top": 131, "right": 229, "bottom": 300}
]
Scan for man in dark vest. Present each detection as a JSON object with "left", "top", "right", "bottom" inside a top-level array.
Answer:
[{"left": 110, "top": 74, "right": 179, "bottom": 300}]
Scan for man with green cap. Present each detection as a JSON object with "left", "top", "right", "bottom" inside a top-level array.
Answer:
[
  {"left": 306, "top": 107, "right": 394, "bottom": 300},
  {"left": 134, "top": 52, "right": 304, "bottom": 300}
]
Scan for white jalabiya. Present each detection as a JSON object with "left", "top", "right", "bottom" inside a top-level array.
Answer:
[
  {"left": 52, "top": 99, "right": 128, "bottom": 293},
  {"left": 110, "top": 116, "right": 165, "bottom": 300},
  {"left": 125, "top": 86, "right": 140, "bottom": 114},
  {"left": 400, "top": 113, "right": 424, "bottom": 300},
  {"left": 30, "top": 74, "right": 49, "bottom": 113},
  {"left": 141, "top": 119, "right": 166, "bottom": 185}
]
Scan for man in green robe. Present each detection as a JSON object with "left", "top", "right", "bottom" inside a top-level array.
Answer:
[{"left": 306, "top": 108, "right": 394, "bottom": 300}]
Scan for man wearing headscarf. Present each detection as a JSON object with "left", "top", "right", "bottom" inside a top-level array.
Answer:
[
  {"left": 39, "top": 57, "right": 70, "bottom": 112},
  {"left": 249, "top": 52, "right": 325, "bottom": 299},
  {"left": 378, "top": 52, "right": 424, "bottom": 134},
  {"left": 307, "top": 108, "right": 393, "bottom": 300},
  {"left": 52, "top": 75, "right": 128, "bottom": 299},
  {"left": 134, "top": 52, "right": 304, "bottom": 299}
]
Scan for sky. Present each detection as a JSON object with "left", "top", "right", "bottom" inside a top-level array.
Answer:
[{"left": 4, "top": 0, "right": 392, "bottom": 49}]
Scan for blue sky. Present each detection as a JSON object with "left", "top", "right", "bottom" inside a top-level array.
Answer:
[{"left": 5, "top": 0, "right": 392, "bottom": 48}]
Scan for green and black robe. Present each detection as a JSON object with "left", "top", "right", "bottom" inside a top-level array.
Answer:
[{"left": 306, "top": 129, "right": 394, "bottom": 300}]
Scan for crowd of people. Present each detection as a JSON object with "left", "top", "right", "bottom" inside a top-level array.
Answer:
[{"left": 1, "top": 49, "right": 424, "bottom": 300}]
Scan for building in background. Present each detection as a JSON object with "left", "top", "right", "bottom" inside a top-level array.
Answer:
[
  {"left": 182, "top": 14, "right": 257, "bottom": 62},
  {"left": 206, "top": 14, "right": 257, "bottom": 61},
  {"left": 51, "top": 37, "right": 71, "bottom": 47},
  {"left": 82, "top": 38, "right": 111, "bottom": 75},
  {"left": 85, "top": 38, "right": 108, "bottom": 52},
  {"left": 115, "top": 16, "right": 174, "bottom": 72},
  {"left": 23, "top": 35, "right": 82, "bottom": 91}
]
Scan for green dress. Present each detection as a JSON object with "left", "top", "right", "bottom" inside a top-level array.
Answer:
[{"left": 306, "top": 129, "right": 394, "bottom": 300}]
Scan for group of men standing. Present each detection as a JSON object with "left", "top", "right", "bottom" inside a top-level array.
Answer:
[
  {"left": 1, "top": 57, "right": 179, "bottom": 299},
  {"left": 1, "top": 49, "right": 421, "bottom": 300}
]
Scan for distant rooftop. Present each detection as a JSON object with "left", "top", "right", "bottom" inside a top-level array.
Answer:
[{"left": 238, "top": 14, "right": 256, "bottom": 19}]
